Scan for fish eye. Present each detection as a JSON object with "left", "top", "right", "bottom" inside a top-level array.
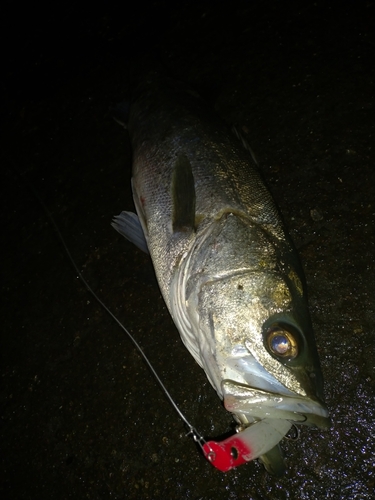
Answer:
[{"left": 266, "top": 325, "right": 298, "bottom": 359}]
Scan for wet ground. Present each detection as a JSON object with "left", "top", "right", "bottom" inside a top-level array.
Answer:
[{"left": 1, "top": 1, "right": 374, "bottom": 499}]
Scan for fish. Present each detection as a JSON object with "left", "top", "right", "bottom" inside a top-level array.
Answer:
[{"left": 112, "top": 74, "right": 330, "bottom": 475}]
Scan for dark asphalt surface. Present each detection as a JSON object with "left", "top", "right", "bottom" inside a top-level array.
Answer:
[{"left": 1, "top": 1, "right": 374, "bottom": 498}]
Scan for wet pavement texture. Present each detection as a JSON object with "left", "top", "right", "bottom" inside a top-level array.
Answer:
[{"left": 1, "top": 1, "right": 374, "bottom": 499}]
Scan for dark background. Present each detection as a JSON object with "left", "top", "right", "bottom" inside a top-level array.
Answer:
[{"left": 1, "top": 1, "right": 374, "bottom": 498}]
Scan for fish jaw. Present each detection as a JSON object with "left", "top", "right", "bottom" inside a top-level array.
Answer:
[{"left": 222, "top": 380, "right": 330, "bottom": 429}]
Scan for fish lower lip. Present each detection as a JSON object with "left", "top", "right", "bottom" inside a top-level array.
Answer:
[{"left": 222, "top": 379, "right": 330, "bottom": 428}]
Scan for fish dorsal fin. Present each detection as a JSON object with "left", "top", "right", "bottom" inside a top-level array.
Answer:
[
  {"left": 111, "top": 211, "right": 149, "bottom": 254},
  {"left": 172, "top": 154, "right": 196, "bottom": 233},
  {"left": 231, "top": 125, "right": 258, "bottom": 167}
]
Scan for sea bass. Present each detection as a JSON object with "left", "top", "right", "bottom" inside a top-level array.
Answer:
[{"left": 112, "top": 75, "right": 330, "bottom": 474}]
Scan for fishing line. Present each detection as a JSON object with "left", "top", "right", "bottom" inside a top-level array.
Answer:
[{"left": 22, "top": 173, "right": 207, "bottom": 448}]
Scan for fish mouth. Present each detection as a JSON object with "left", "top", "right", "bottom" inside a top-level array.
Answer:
[{"left": 222, "top": 379, "right": 330, "bottom": 429}]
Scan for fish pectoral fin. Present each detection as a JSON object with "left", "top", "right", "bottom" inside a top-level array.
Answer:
[
  {"left": 111, "top": 211, "right": 149, "bottom": 254},
  {"left": 172, "top": 154, "right": 196, "bottom": 233}
]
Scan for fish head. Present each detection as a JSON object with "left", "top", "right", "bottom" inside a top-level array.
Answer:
[
  {"left": 197, "top": 272, "right": 329, "bottom": 428},
  {"left": 183, "top": 213, "right": 329, "bottom": 430}
]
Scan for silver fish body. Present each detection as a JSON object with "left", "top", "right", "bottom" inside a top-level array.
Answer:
[{"left": 113, "top": 76, "right": 329, "bottom": 473}]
